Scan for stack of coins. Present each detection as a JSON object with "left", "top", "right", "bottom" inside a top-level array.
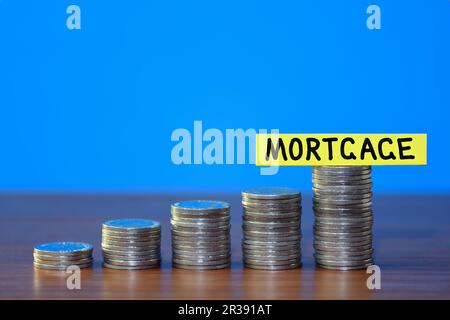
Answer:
[
  {"left": 242, "top": 187, "right": 302, "bottom": 270},
  {"left": 312, "top": 166, "right": 374, "bottom": 270},
  {"left": 102, "top": 219, "right": 161, "bottom": 270},
  {"left": 33, "top": 242, "right": 93, "bottom": 270},
  {"left": 171, "top": 200, "right": 231, "bottom": 270}
]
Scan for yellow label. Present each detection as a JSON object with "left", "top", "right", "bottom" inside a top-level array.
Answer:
[{"left": 256, "top": 134, "right": 427, "bottom": 166}]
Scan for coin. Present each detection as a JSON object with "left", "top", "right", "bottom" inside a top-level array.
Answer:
[
  {"left": 171, "top": 200, "right": 231, "bottom": 270},
  {"left": 33, "top": 242, "right": 94, "bottom": 270},
  {"left": 244, "top": 262, "right": 301, "bottom": 270},
  {"left": 312, "top": 166, "right": 374, "bottom": 270},
  {"left": 241, "top": 187, "right": 302, "bottom": 270},
  {"left": 103, "top": 262, "right": 159, "bottom": 270},
  {"left": 101, "top": 219, "right": 161, "bottom": 270}
]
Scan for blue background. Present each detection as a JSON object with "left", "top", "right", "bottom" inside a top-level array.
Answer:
[{"left": 0, "top": 0, "right": 448, "bottom": 193}]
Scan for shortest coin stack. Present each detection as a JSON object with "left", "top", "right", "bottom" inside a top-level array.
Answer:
[
  {"left": 102, "top": 219, "right": 161, "bottom": 270},
  {"left": 33, "top": 242, "right": 93, "bottom": 270},
  {"left": 171, "top": 200, "right": 231, "bottom": 270},
  {"left": 242, "top": 187, "right": 302, "bottom": 270}
]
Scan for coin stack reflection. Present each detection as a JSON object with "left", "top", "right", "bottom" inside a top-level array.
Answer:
[
  {"left": 242, "top": 187, "right": 302, "bottom": 270},
  {"left": 102, "top": 219, "right": 161, "bottom": 270},
  {"left": 33, "top": 242, "right": 93, "bottom": 270},
  {"left": 171, "top": 200, "right": 231, "bottom": 270},
  {"left": 312, "top": 166, "right": 374, "bottom": 270}
]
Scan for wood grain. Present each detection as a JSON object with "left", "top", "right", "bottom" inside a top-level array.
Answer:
[{"left": 0, "top": 193, "right": 449, "bottom": 299}]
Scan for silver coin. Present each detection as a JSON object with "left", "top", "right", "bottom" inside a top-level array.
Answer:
[
  {"left": 102, "top": 234, "right": 161, "bottom": 243},
  {"left": 313, "top": 170, "right": 371, "bottom": 176},
  {"left": 101, "top": 244, "right": 160, "bottom": 253},
  {"left": 314, "top": 252, "right": 373, "bottom": 262},
  {"left": 244, "top": 252, "right": 300, "bottom": 260},
  {"left": 312, "top": 188, "right": 372, "bottom": 197},
  {"left": 103, "top": 219, "right": 160, "bottom": 231},
  {"left": 171, "top": 214, "right": 230, "bottom": 222},
  {"left": 243, "top": 211, "right": 301, "bottom": 220},
  {"left": 171, "top": 230, "right": 230, "bottom": 238},
  {"left": 314, "top": 206, "right": 372, "bottom": 215},
  {"left": 172, "top": 243, "right": 230, "bottom": 250},
  {"left": 313, "top": 192, "right": 372, "bottom": 202},
  {"left": 102, "top": 255, "right": 160, "bottom": 263},
  {"left": 244, "top": 256, "right": 301, "bottom": 265},
  {"left": 314, "top": 228, "right": 372, "bottom": 237},
  {"left": 313, "top": 170, "right": 372, "bottom": 177},
  {"left": 313, "top": 166, "right": 371, "bottom": 172},
  {"left": 34, "top": 256, "right": 93, "bottom": 265},
  {"left": 314, "top": 242, "right": 372, "bottom": 251},
  {"left": 244, "top": 234, "right": 301, "bottom": 242},
  {"left": 173, "top": 249, "right": 230, "bottom": 257},
  {"left": 314, "top": 234, "right": 372, "bottom": 242},
  {"left": 242, "top": 221, "right": 300, "bottom": 229},
  {"left": 173, "top": 262, "right": 230, "bottom": 270},
  {"left": 103, "top": 257, "right": 160, "bottom": 266},
  {"left": 243, "top": 247, "right": 300, "bottom": 255},
  {"left": 103, "top": 262, "right": 159, "bottom": 270},
  {"left": 244, "top": 262, "right": 301, "bottom": 270},
  {"left": 312, "top": 173, "right": 372, "bottom": 181},
  {"left": 172, "top": 252, "right": 230, "bottom": 261},
  {"left": 101, "top": 240, "right": 160, "bottom": 248},
  {"left": 170, "top": 220, "right": 230, "bottom": 229},
  {"left": 172, "top": 238, "right": 228, "bottom": 246},
  {"left": 171, "top": 200, "right": 230, "bottom": 212},
  {"left": 172, "top": 239, "right": 230, "bottom": 247},
  {"left": 315, "top": 257, "right": 373, "bottom": 266},
  {"left": 313, "top": 192, "right": 372, "bottom": 200},
  {"left": 33, "top": 252, "right": 92, "bottom": 261},
  {"left": 171, "top": 223, "right": 230, "bottom": 231},
  {"left": 315, "top": 214, "right": 373, "bottom": 223},
  {"left": 312, "top": 177, "right": 372, "bottom": 185},
  {"left": 243, "top": 242, "right": 301, "bottom": 249},
  {"left": 315, "top": 247, "right": 373, "bottom": 257},
  {"left": 242, "top": 198, "right": 300, "bottom": 206},
  {"left": 314, "top": 241, "right": 373, "bottom": 249},
  {"left": 314, "top": 198, "right": 372, "bottom": 206},
  {"left": 34, "top": 242, "right": 93, "bottom": 256},
  {"left": 313, "top": 182, "right": 373, "bottom": 190},
  {"left": 314, "top": 202, "right": 372, "bottom": 210},
  {"left": 314, "top": 222, "right": 372, "bottom": 229},
  {"left": 102, "top": 250, "right": 160, "bottom": 258},
  {"left": 101, "top": 237, "right": 160, "bottom": 244},
  {"left": 34, "top": 261, "right": 93, "bottom": 271},
  {"left": 101, "top": 245, "right": 160, "bottom": 253},
  {"left": 171, "top": 229, "right": 230, "bottom": 237},
  {"left": 242, "top": 187, "right": 301, "bottom": 200},
  {"left": 314, "top": 211, "right": 373, "bottom": 219},
  {"left": 242, "top": 212, "right": 301, "bottom": 223},
  {"left": 172, "top": 258, "right": 230, "bottom": 266},
  {"left": 316, "top": 263, "right": 373, "bottom": 271},
  {"left": 172, "top": 234, "right": 231, "bottom": 246},
  {"left": 243, "top": 224, "right": 300, "bottom": 232}
]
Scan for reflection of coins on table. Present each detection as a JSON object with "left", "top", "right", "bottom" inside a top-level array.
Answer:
[
  {"left": 242, "top": 187, "right": 302, "bottom": 270},
  {"left": 171, "top": 200, "right": 231, "bottom": 270},
  {"left": 102, "top": 219, "right": 161, "bottom": 269},
  {"left": 33, "top": 242, "right": 93, "bottom": 270},
  {"left": 312, "top": 166, "right": 374, "bottom": 270}
]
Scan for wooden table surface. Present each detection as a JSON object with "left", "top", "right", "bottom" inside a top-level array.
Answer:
[{"left": 0, "top": 193, "right": 449, "bottom": 300}]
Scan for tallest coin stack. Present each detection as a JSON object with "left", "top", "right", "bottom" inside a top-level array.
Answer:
[{"left": 312, "top": 166, "right": 374, "bottom": 270}]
